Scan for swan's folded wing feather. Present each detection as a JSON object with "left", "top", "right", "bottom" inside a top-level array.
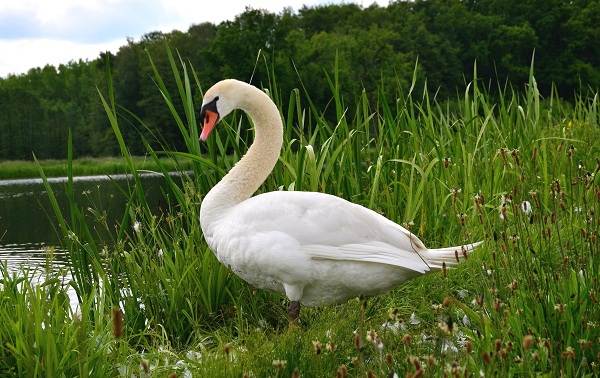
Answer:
[{"left": 302, "top": 241, "right": 430, "bottom": 273}]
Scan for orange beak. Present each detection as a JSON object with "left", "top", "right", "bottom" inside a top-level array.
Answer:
[{"left": 200, "top": 110, "right": 219, "bottom": 141}]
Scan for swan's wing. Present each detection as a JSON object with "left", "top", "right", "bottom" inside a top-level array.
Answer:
[
  {"left": 303, "top": 241, "right": 430, "bottom": 273},
  {"left": 226, "top": 191, "right": 430, "bottom": 272}
]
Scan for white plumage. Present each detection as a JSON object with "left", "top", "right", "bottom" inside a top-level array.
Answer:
[{"left": 198, "top": 79, "right": 481, "bottom": 316}]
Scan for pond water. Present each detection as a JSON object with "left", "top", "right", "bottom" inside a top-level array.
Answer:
[{"left": 0, "top": 173, "right": 178, "bottom": 290}]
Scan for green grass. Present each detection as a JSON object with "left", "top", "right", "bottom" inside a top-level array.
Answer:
[
  {"left": 0, "top": 156, "right": 193, "bottom": 180},
  {"left": 0, "top": 51, "right": 598, "bottom": 377}
]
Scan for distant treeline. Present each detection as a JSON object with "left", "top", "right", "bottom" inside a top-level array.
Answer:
[{"left": 0, "top": 0, "right": 598, "bottom": 160}]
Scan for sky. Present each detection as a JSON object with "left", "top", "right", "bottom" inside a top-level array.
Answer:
[{"left": 0, "top": 0, "right": 388, "bottom": 78}]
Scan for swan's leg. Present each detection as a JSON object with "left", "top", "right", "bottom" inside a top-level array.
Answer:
[
  {"left": 284, "top": 283, "right": 304, "bottom": 323},
  {"left": 288, "top": 301, "right": 301, "bottom": 322}
]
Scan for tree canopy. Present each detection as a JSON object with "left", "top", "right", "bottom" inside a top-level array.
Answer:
[{"left": 1, "top": 0, "right": 598, "bottom": 160}]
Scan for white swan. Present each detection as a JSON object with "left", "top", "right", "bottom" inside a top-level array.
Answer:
[{"left": 199, "top": 79, "right": 482, "bottom": 320}]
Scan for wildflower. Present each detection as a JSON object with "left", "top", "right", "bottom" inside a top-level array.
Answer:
[
  {"left": 312, "top": 340, "right": 322, "bottom": 355},
  {"left": 482, "top": 352, "right": 491, "bottom": 365},
  {"left": 457, "top": 213, "right": 466, "bottom": 226},
  {"left": 158, "top": 248, "right": 164, "bottom": 258},
  {"left": 520, "top": 201, "right": 532, "bottom": 215},
  {"left": 133, "top": 220, "right": 141, "bottom": 233},
  {"left": 438, "top": 320, "right": 452, "bottom": 335},
  {"left": 497, "top": 147, "right": 509, "bottom": 162},
  {"left": 366, "top": 330, "right": 378, "bottom": 343},
  {"left": 223, "top": 343, "right": 232, "bottom": 357},
  {"left": 474, "top": 192, "right": 484, "bottom": 208},
  {"left": 427, "top": 355, "right": 437, "bottom": 367},
  {"left": 388, "top": 308, "right": 400, "bottom": 321},
  {"left": 567, "top": 144, "right": 576, "bottom": 159},
  {"left": 409, "top": 312, "right": 421, "bottom": 325},
  {"left": 381, "top": 320, "right": 404, "bottom": 334},
  {"left": 443, "top": 157, "right": 452, "bottom": 168},
  {"left": 385, "top": 353, "right": 393, "bottom": 366},
  {"left": 432, "top": 303, "right": 443, "bottom": 310},
  {"left": 511, "top": 148, "right": 521, "bottom": 165},
  {"left": 185, "top": 350, "right": 201, "bottom": 361},
  {"left": 353, "top": 332, "right": 362, "bottom": 351},
  {"left": 450, "top": 187, "right": 462, "bottom": 203},
  {"left": 464, "top": 340, "right": 473, "bottom": 353},
  {"left": 562, "top": 346, "right": 575, "bottom": 359},
  {"left": 408, "top": 356, "right": 420, "bottom": 369},
  {"left": 554, "top": 303, "right": 565, "bottom": 313},
  {"left": 441, "top": 339, "right": 458, "bottom": 353},
  {"left": 336, "top": 364, "right": 348, "bottom": 378},
  {"left": 507, "top": 280, "right": 518, "bottom": 291},
  {"left": 326, "top": 342, "right": 336, "bottom": 352},
  {"left": 578, "top": 339, "right": 592, "bottom": 349},
  {"left": 522, "top": 335, "right": 534, "bottom": 350},
  {"left": 499, "top": 205, "right": 508, "bottom": 221},
  {"left": 493, "top": 298, "right": 502, "bottom": 311},
  {"left": 462, "top": 315, "right": 470, "bottom": 327},
  {"left": 140, "top": 359, "right": 150, "bottom": 374},
  {"left": 495, "top": 339, "right": 502, "bottom": 352},
  {"left": 272, "top": 360, "right": 287, "bottom": 369}
]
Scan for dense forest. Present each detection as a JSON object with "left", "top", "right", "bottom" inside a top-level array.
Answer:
[{"left": 0, "top": 0, "right": 598, "bottom": 160}]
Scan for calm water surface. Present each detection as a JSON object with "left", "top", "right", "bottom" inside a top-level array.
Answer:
[{"left": 0, "top": 173, "right": 179, "bottom": 308}]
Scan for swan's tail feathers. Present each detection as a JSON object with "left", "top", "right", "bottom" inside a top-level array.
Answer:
[{"left": 423, "top": 241, "right": 483, "bottom": 270}]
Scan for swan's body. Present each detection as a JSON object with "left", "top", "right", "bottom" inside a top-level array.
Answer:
[{"left": 199, "top": 79, "right": 481, "bottom": 313}]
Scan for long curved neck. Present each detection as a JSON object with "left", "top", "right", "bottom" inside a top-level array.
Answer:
[{"left": 201, "top": 86, "right": 283, "bottom": 223}]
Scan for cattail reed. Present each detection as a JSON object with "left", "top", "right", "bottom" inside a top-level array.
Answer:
[{"left": 111, "top": 307, "right": 124, "bottom": 338}]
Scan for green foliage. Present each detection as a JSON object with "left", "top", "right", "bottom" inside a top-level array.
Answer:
[
  {"left": 0, "top": 156, "right": 192, "bottom": 179},
  {"left": 1, "top": 1, "right": 599, "bottom": 160},
  {"left": 1, "top": 48, "right": 599, "bottom": 376}
]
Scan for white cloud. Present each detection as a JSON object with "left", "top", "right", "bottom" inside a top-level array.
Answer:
[
  {"left": 0, "top": 38, "right": 125, "bottom": 77},
  {"left": 0, "top": 0, "right": 389, "bottom": 78}
]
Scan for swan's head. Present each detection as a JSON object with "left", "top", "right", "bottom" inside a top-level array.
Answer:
[{"left": 199, "top": 79, "right": 245, "bottom": 141}]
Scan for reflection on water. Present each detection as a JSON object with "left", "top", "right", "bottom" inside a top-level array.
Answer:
[
  {"left": 0, "top": 242, "right": 79, "bottom": 310},
  {"left": 0, "top": 172, "right": 183, "bottom": 309},
  {"left": 0, "top": 242, "right": 69, "bottom": 271}
]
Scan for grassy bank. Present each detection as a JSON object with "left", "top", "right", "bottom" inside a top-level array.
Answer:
[
  {"left": 1, "top": 51, "right": 598, "bottom": 377},
  {"left": 0, "top": 156, "right": 193, "bottom": 180}
]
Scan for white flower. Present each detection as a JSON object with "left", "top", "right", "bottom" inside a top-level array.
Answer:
[
  {"left": 381, "top": 321, "right": 405, "bottom": 334},
  {"left": 133, "top": 221, "right": 141, "bottom": 233},
  {"left": 409, "top": 312, "right": 421, "bottom": 325},
  {"left": 462, "top": 315, "right": 470, "bottom": 327},
  {"left": 457, "top": 289, "right": 469, "bottom": 299},
  {"left": 520, "top": 201, "right": 532, "bottom": 214},
  {"left": 158, "top": 248, "right": 164, "bottom": 258},
  {"left": 441, "top": 339, "right": 458, "bottom": 353}
]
